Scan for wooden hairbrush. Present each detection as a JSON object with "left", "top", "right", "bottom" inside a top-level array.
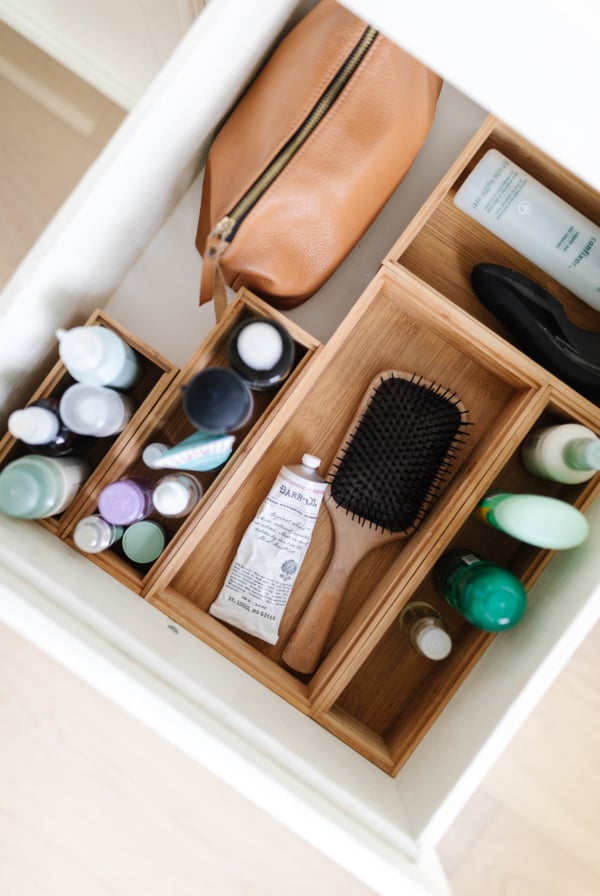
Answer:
[{"left": 282, "top": 370, "right": 470, "bottom": 675}]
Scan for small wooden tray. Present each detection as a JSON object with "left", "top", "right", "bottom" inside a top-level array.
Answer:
[
  {"left": 61, "top": 290, "right": 321, "bottom": 594},
  {"left": 0, "top": 309, "right": 177, "bottom": 535}
]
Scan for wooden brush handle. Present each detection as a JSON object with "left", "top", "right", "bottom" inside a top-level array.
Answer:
[{"left": 282, "top": 544, "right": 352, "bottom": 675}]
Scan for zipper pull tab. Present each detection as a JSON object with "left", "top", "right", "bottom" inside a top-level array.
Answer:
[{"left": 199, "top": 216, "right": 236, "bottom": 317}]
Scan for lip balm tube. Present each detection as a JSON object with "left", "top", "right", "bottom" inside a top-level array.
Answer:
[
  {"left": 59, "top": 384, "right": 136, "bottom": 437},
  {"left": 182, "top": 367, "right": 253, "bottom": 433},
  {"left": 0, "top": 454, "right": 89, "bottom": 518},
  {"left": 122, "top": 520, "right": 166, "bottom": 564},
  {"left": 73, "top": 514, "right": 124, "bottom": 553},
  {"left": 56, "top": 325, "right": 141, "bottom": 388},
  {"left": 227, "top": 317, "right": 295, "bottom": 390},
  {"left": 97, "top": 478, "right": 154, "bottom": 525}
]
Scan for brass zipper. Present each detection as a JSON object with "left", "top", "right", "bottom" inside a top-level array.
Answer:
[{"left": 208, "top": 24, "right": 379, "bottom": 251}]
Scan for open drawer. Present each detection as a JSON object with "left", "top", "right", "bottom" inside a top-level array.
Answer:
[{"left": 1, "top": 2, "right": 599, "bottom": 894}]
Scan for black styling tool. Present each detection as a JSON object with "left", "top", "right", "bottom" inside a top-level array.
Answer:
[
  {"left": 471, "top": 264, "right": 600, "bottom": 404},
  {"left": 282, "top": 370, "right": 470, "bottom": 675}
]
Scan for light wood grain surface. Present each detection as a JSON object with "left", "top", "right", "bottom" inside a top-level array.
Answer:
[{"left": 1, "top": 21, "right": 599, "bottom": 896}]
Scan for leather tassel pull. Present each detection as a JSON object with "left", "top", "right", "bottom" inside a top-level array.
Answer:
[{"left": 200, "top": 233, "right": 228, "bottom": 323}]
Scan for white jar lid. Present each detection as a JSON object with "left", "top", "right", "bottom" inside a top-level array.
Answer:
[
  {"left": 153, "top": 479, "right": 193, "bottom": 515},
  {"left": 8, "top": 407, "right": 59, "bottom": 444},
  {"left": 236, "top": 321, "right": 283, "bottom": 371},
  {"left": 414, "top": 621, "right": 452, "bottom": 660},
  {"left": 73, "top": 516, "right": 112, "bottom": 553}
]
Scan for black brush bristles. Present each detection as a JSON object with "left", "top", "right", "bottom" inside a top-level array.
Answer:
[{"left": 329, "top": 372, "right": 470, "bottom": 534}]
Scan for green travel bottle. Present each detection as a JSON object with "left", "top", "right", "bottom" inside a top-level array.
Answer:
[
  {"left": 476, "top": 491, "right": 588, "bottom": 549},
  {"left": 432, "top": 549, "right": 527, "bottom": 632}
]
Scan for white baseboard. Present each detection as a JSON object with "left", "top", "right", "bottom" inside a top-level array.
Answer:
[{"left": 0, "top": 0, "right": 140, "bottom": 108}]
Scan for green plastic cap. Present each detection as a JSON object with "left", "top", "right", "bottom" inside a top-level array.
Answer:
[{"left": 459, "top": 565, "right": 527, "bottom": 631}]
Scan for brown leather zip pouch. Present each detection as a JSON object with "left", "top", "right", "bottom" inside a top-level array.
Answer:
[{"left": 196, "top": 0, "right": 442, "bottom": 316}]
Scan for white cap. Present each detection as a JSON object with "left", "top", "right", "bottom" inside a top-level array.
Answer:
[
  {"left": 301, "top": 453, "right": 322, "bottom": 469},
  {"left": 59, "top": 384, "right": 131, "bottom": 436},
  {"left": 8, "top": 407, "right": 60, "bottom": 444},
  {"left": 73, "top": 515, "right": 114, "bottom": 553},
  {"left": 56, "top": 327, "right": 107, "bottom": 374},
  {"left": 414, "top": 620, "right": 452, "bottom": 661},
  {"left": 152, "top": 478, "right": 195, "bottom": 516},
  {"left": 236, "top": 322, "right": 283, "bottom": 370},
  {"left": 142, "top": 443, "right": 169, "bottom": 468}
]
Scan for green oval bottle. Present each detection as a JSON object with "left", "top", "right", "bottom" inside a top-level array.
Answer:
[{"left": 432, "top": 549, "right": 527, "bottom": 632}]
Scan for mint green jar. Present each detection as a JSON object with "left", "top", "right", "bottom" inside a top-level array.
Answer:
[{"left": 0, "top": 454, "right": 89, "bottom": 518}]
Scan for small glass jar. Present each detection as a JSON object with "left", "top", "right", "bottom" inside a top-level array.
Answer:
[{"left": 398, "top": 601, "right": 452, "bottom": 660}]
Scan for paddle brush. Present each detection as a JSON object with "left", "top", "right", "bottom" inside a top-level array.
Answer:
[{"left": 282, "top": 370, "right": 470, "bottom": 675}]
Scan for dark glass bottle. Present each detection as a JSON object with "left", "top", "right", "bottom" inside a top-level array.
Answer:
[{"left": 7, "top": 397, "right": 92, "bottom": 457}]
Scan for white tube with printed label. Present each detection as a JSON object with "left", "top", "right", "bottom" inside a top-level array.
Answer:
[
  {"left": 454, "top": 149, "right": 600, "bottom": 310},
  {"left": 209, "top": 454, "right": 327, "bottom": 644}
]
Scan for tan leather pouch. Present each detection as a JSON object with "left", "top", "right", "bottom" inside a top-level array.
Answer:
[{"left": 196, "top": 0, "right": 442, "bottom": 316}]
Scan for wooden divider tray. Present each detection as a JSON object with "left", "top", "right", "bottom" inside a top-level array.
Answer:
[
  {"left": 0, "top": 310, "right": 177, "bottom": 536},
  {"left": 61, "top": 291, "right": 320, "bottom": 593}
]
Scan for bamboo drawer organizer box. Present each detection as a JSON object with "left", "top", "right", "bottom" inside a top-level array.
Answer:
[{"left": 2, "top": 117, "right": 599, "bottom": 776}]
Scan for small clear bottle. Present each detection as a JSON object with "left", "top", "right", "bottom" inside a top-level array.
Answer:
[
  {"left": 227, "top": 316, "right": 295, "bottom": 390},
  {"left": 432, "top": 549, "right": 527, "bottom": 632},
  {"left": 152, "top": 473, "right": 203, "bottom": 518},
  {"left": 0, "top": 454, "right": 90, "bottom": 519},
  {"left": 73, "top": 514, "right": 124, "bottom": 553},
  {"left": 521, "top": 423, "right": 600, "bottom": 484},
  {"left": 56, "top": 325, "right": 141, "bottom": 388},
  {"left": 8, "top": 397, "right": 90, "bottom": 457},
  {"left": 398, "top": 602, "right": 452, "bottom": 660}
]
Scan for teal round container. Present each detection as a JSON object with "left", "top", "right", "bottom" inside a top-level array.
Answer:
[
  {"left": 122, "top": 520, "right": 166, "bottom": 564},
  {"left": 433, "top": 549, "right": 527, "bottom": 632}
]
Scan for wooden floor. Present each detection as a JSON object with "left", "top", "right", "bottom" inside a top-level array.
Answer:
[{"left": 1, "top": 21, "right": 599, "bottom": 896}]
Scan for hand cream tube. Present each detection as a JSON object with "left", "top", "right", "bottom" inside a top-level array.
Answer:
[
  {"left": 209, "top": 454, "right": 327, "bottom": 644},
  {"left": 454, "top": 149, "right": 600, "bottom": 311}
]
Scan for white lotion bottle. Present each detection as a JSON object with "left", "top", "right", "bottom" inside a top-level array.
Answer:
[
  {"left": 56, "top": 325, "right": 141, "bottom": 388},
  {"left": 521, "top": 423, "right": 600, "bottom": 484},
  {"left": 454, "top": 149, "right": 600, "bottom": 311}
]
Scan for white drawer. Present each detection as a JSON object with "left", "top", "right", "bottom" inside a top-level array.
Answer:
[{"left": 1, "top": 2, "right": 598, "bottom": 893}]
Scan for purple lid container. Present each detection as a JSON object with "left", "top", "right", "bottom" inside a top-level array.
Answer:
[{"left": 97, "top": 478, "right": 154, "bottom": 525}]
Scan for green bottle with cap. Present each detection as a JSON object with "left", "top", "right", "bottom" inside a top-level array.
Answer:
[{"left": 432, "top": 549, "right": 527, "bottom": 632}]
